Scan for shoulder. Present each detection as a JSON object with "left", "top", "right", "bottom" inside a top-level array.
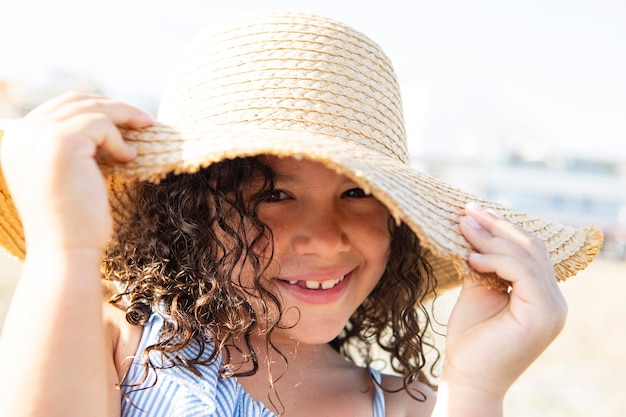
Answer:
[
  {"left": 101, "top": 280, "right": 144, "bottom": 416},
  {"left": 101, "top": 280, "right": 144, "bottom": 379},
  {"left": 380, "top": 373, "right": 436, "bottom": 417}
]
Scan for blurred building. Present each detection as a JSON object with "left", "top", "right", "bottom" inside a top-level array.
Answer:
[{"left": 415, "top": 152, "right": 626, "bottom": 259}]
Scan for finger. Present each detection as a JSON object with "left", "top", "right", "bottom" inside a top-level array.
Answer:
[
  {"left": 461, "top": 203, "right": 556, "bottom": 293},
  {"left": 464, "top": 202, "right": 521, "bottom": 241},
  {"left": 462, "top": 202, "right": 550, "bottom": 260},
  {"left": 468, "top": 252, "right": 544, "bottom": 288},
  {"left": 468, "top": 251, "right": 553, "bottom": 319},
  {"left": 48, "top": 97, "right": 154, "bottom": 129},
  {"left": 459, "top": 215, "right": 528, "bottom": 260},
  {"left": 27, "top": 92, "right": 154, "bottom": 130},
  {"left": 64, "top": 113, "right": 138, "bottom": 163},
  {"left": 467, "top": 240, "right": 561, "bottom": 307},
  {"left": 468, "top": 250, "right": 567, "bottom": 338}
]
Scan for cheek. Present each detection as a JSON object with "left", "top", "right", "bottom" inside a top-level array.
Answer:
[
  {"left": 218, "top": 215, "right": 274, "bottom": 287},
  {"left": 375, "top": 227, "right": 392, "bottom": 270},
  {"left": 373, "top": 205, "right": 393, "bottom": 243},
  {"left": 370, "top": 222, "right": 391, "bottom": 251},
  {"left": 361, "top": 208, "right": 393, "bottom": 265},
  {"left": 228, "top": 257, "right": 283, "bottom": 332}
]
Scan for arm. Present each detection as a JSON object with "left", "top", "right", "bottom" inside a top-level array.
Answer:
[
  {"left": 1, "top": 249, "right": 109, "bottom": 416},
  {"left": 0, "top": 92, "right": 153, "bottom": 417},
  {"left": 431, "top": 202, "right": 567, "bottom": 416}
]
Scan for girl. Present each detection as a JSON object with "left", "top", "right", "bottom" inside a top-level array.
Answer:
[{"left": 0, "top": 11, "right": 601, "bottom": 417}]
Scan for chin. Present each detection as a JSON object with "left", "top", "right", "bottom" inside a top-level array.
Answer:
[{"left": 278, "top": 313, "right": 349, "bottom": 345}]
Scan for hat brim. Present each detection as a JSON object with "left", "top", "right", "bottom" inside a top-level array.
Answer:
[{"left": 0, "top": 122, "right": 604, "bottom": 293}]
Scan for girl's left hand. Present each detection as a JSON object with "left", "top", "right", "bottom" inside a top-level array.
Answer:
[{"left": 443, "top": 202, "right": 567, "bottom": 402}]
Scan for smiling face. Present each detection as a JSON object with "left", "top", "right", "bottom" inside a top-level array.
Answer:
[{"left": 243, "top": 156, "right": 391, "bottom": 345}]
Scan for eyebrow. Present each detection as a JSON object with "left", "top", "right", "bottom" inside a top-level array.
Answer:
[
  {"left": 272, "top": 171, "right": 357, "bottom": 187},
  {"left": 272, "top": 172, "right": 299, "bottom": 185}
]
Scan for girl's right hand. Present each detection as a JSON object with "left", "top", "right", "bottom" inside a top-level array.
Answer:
[{"left": 0, "top": 92, "right": 153, "bottom": 255}]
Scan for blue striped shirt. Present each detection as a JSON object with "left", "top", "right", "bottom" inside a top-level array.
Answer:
[{"left": 120, "top": 314, "right": 385, "bottom": 416}]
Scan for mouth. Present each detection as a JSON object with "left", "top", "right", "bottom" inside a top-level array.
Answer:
[
  {"left": 280, "top": 275, "right": 346, "bottom": 290},
  {"left": 275, "top": 272, "right": 351, "bottom": 304}
]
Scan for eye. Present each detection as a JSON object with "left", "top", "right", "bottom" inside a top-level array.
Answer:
[
  {"left": 342, "top": 187, "right": 369, "bottom": 198},
  {"left": 266, "top": 190, "right": 291, "bottom": 202}
]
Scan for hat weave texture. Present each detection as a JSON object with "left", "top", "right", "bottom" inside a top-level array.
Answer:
[{"left": 0, "top": 11, "right": 603, "bottom": 292}]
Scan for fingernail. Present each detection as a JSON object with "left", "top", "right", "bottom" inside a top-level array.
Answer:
[
  {"left": 466, "top": 202, "right": 484, "bottom": 212},
  {"left": 486, "top": 208, "right": 506, "bottom": 220},
  {"left": 465, "top": 215, "right": 483, "bottom": 229},
  {"left": 142, "top": 111, "right": 155, "bottom": 123},
  {"left": 126, "top": 144, "right": 138, "bottom": 158},
  {"left": 469, "top": 252, "right": 483, "bottom": 261}
]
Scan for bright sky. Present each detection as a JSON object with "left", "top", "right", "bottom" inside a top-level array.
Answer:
[{"left": 1, "top": 0, "right": 625, "bottom": 159}]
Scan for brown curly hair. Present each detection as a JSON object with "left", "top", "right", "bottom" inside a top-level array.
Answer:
[{"left": 103, "top": 156, "right": 439, "bottom": 399}]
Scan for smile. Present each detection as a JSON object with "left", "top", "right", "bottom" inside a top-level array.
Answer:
[
  {"left": 284, "top": 275, "right": 345, "bottom": 290},
  {"left": 275, "top": 272, "right": 351, "bottom": 304}
]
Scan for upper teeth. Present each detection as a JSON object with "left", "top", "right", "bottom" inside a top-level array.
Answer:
[{"left": 287, "top": 276, "right": 345, "bottom": 290}]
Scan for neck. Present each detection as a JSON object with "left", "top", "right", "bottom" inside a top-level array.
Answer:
[
  {"left": 222, "top": 335, "right": 348, "bottom": 380},
  {"left": 228, "top": 333, "right": 344, "bottom": 375},
  {"left": 225, "top": 333, "right": 375, "bottom": 417}
]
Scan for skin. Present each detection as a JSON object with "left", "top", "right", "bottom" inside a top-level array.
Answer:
[
  {"left": 0, "top": 93, "right": 567, "bottom": 417},
  {"left": 247, "top": 156, "right": 392, "bottom": 344}
]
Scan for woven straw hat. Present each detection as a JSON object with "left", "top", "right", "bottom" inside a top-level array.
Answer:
[{"left": 0, "top": 11, "right": 602, "bottom": 292}]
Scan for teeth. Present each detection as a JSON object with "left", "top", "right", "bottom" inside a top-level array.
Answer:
[
  {"left": 305, "top": 280, "right": 321, "bottom": 289},
  {"left": 321, "top": 279, "right": 339, "bottom": 289},
  {"left": 283, "top": 276, "right": 346, "bottom": 289},
  {"left": 305, "top": 275, "right": 345, "bottom": 290}
]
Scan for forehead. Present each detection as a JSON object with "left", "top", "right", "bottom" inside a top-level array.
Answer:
[{"left": 261, "top": 156, "right": 353, "bottom": 186}]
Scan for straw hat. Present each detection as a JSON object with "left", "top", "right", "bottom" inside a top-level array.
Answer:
[{"left": 0, "top": 11, "right": 602, "bottom": 292}]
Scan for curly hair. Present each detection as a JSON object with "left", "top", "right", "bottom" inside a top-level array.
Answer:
[
  {"left": 103, "top": 156, "right": 439, "bottom": 401},
  {"left": 330, "top": 222, "right": 440, "bottom": 398}
]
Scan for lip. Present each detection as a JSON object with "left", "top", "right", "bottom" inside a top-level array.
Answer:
[{"left": 275, "top": 271, "right": 352, "bottom": 305}]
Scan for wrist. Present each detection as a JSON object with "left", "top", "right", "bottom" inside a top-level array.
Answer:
[
  {"left": 21, "top": 247, "right": 104, "bottom": 286},
  {"left": 431, "top": 377, "right": 504, "bottom": 417},
  {"left": 23, "top": 246, "right": 105, "bottom": 264}
]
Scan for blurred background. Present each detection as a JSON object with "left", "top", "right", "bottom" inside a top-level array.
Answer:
[{"left": 1, "top": 0, "right": 625, "bottom": 415}]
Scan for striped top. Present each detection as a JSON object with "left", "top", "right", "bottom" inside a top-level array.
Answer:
[{"left": 120, "top": 314, "right": 386, "bottom": 416}]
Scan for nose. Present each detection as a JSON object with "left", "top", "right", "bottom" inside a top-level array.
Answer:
[{"left": 292, "top": 206, "right": 350, "bottom": 258}]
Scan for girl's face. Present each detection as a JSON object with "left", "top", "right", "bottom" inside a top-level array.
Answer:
[{"left": 247, "top": 156, "right": 391, "bottom": 345}]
